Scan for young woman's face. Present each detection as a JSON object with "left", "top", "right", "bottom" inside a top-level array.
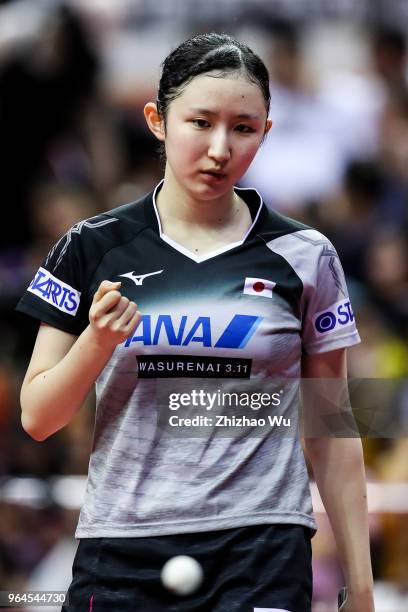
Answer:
[{"left": 163, "top": 71, "right": 271, "bottom": 200}]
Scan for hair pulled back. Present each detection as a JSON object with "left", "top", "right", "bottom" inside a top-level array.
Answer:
[{"left": 157, "top": 33, "right": 270, "bottom": 124}]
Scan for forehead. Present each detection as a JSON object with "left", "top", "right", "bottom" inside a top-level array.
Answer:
[{"left": 172, "top": 71, "right": 266, "bottom": 113}]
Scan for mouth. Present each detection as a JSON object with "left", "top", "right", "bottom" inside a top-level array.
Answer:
[{"left": 200, "top": 170, "right": 227, "bottom": 180}]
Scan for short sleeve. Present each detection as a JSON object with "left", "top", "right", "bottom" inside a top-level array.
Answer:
[
  {"left": 16, "top": 225, "right": 92, "bottom": 335},
  {"left": 301, "top": 234, "right": 360, "bottom": 355}
]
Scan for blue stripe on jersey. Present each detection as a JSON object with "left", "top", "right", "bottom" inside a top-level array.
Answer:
[{"left": 215, "top": 315, "right": 262, "bottom": 349}]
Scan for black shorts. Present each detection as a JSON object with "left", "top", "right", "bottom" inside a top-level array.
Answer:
[{"left": 62, "top": 524, "right": 313, "bottom": 612}]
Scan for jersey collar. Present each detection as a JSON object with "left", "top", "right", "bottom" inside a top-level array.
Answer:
[{"left": 145, "top": 179, "right": 266, "bottom": 264}]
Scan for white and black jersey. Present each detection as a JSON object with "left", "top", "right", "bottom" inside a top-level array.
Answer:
[{"left": 17, "top": 181, "right": 360, "bottom": 538}]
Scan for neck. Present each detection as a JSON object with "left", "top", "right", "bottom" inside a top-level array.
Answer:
[{"left": 156, "top": 168, "right": 242, "bottom": 228}]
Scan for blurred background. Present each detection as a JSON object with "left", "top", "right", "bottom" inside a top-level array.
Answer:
[{"left": 0, "top": 0, "right": 407, "bottom": 610}]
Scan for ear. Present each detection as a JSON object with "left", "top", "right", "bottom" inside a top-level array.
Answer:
[
  {"left": 264, "top": 118, "right": 273, "bottom": 135},
  {"left": 144, "top": 102, "right": 165, "bottom": 141}
]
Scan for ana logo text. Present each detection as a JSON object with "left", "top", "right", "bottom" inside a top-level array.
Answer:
[{"left": 124, "top": 314, "right": 262, "bottom": 348}]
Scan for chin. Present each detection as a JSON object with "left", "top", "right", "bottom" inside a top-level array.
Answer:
[
  {"left": 195, "top": 186, "right": 231, "bottom": 201},
  {"left": 191, "top": 178, "right": 234, "bottom": 199}
]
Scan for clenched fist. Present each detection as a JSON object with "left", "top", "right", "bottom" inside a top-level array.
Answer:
[{"left": 88, "top": 280, "right": 141, "bottom": 350}]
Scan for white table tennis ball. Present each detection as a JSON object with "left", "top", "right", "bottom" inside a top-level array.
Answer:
[{"left": 161, "top": 555, "right": 203, "bottom": 596}]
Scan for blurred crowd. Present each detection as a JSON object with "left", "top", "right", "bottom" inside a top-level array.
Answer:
[{"left": 0, "top": 1, "right": 407, "bottom": 610}]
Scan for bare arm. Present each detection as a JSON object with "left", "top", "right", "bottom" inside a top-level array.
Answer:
[
  {"left": 302, "top": 349, "right": 374, "bottom": 612},
  {"left": 21, "top": 280, "right": 141, "bottom": 441}
]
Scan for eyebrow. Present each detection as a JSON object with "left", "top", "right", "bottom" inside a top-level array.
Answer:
[{"left": 188, "top": 107, "right": 261, "bottom": 120}]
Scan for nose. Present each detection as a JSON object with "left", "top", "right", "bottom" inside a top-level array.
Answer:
[{"left": 208, "top": 127, "right": 231, "bottom": 165}]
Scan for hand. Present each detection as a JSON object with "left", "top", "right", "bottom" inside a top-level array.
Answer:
[
  {"left": 339, "top": 589, "right": 375, "bottom": 611},
  {"left": 89, "top": 280, "right": 141, "bottom": 350}
]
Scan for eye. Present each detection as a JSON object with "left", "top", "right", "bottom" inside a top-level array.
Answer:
[
  {"left": 191, "top": 119, "right": 211, "bottom": 128},
  {"left": 235, "top": 124, "right": 256, "bottom": 133}
]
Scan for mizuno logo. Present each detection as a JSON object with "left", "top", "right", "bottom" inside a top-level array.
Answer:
[{"left": 119, "top": 270, "right": 164, "bottom": 286}]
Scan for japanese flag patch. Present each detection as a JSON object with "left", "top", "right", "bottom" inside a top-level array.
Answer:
[{"left": 243, "top": 277, "right": 276, "bottom": 299}]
